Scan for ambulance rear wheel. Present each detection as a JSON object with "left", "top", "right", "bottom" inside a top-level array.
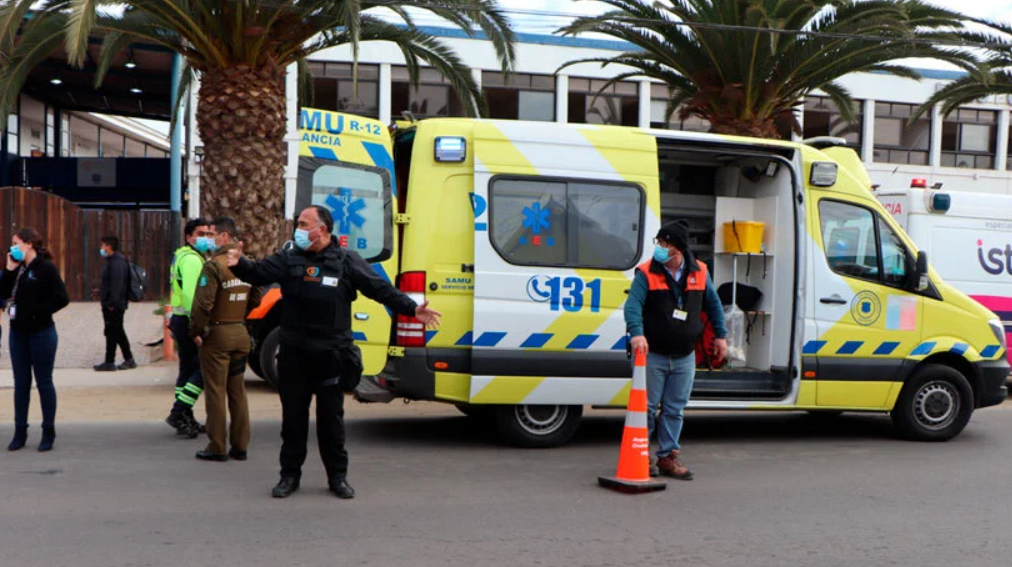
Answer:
[
  {"left": 892, "top": 364, "right": 973, "bottom": 441},
  {"left": 258, "top": 327, "right": 281, "bottom": 390},
  {"left": 494, "top": 404, "right": 583, "bottom": 448}
]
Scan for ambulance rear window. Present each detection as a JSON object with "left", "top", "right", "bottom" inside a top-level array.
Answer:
[
  {"left": 297, "top": 158, "right": 392, "bottom": 262},
  {"left": 488, "top": 176, "right": 643, "bottom": 270}
]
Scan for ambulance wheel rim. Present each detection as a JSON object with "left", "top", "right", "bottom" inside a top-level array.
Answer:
[
  {"left": 913, "top": 381, "right": 958, "bottom": 431},
  {"left": 515, "top": 405, "right": 567, "bottom": 436}
]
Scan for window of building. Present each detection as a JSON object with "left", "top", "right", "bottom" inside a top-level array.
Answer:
[
  {"left": 803, "top": 96, "right": 863, "bottom": 153},
  {"left": 391, "top": 66, "right": 467, "bottom": 119},
  {"left": 100, "top": 129, "right": 125, "bottom": 158},
  {"left": 124, "top": 138, "right": 145, "bottom": 158},
  {"left": 649, "top": 85, "right": 710, "bottom": 131},
  {"left": 819, "top": 199, "right": 909, "bottom": 287},
  {"left": 483, "top": 72, "right": 555, "bottom": 122},
  {"left": 568, "top": 78, "right": 639, "bottom": 126},
  {"left": 6, "top": 97, "right": 19, "bottom": 157},
  {"left": 873, "top": 102, "right": 931, "bottom": 165},
  {"left": 60, "top": 113, "right": 71, "bottom": 157},
  {"left": 307, "top": 62, "right": 380, "bottom": 118},
  {"left": 489, "top": 176, "right": 643, "bottom": 270},
  {"left": 45, "top": 107, "right": 55, "bottom": 156},
  {"left": 17, "top": 96, "right": 45, "bottom": 157},
  {"left": 70, "top": 116, "right": 99, "bottom": 157},
  {"left": 941, "top": 108, "right": 997, "bottom": 169}
]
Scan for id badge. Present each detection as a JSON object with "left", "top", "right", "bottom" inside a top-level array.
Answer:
[
  {"left": 672, "top": 309, "right": 688, "bottom": 321},
  {"left": 322, "top": 276, "right": 339, "bottom": 287},
  {"left": 7, "top": 304, "right": 15, "bottom": 320}
]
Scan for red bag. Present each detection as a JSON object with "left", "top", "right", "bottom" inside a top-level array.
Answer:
[{"left": 695, "top": 311, "right": 726, "bottom": 369}]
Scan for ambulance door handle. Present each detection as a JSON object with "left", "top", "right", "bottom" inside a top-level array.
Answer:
[
  {"left": 820, "top": 295, "right": 847, "bottom": 305},
  {"left": 354, "top": 313, "right": 369, "bottom": 320}
]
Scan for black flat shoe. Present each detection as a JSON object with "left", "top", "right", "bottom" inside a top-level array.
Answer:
[
  {"left": 272, "top": 477, "right": 300, "bottom": 498},
  {"left": 228, "top": 448, "right": 247, "bottom": 461},
  {"left": 93, "top": 362, "right": 117, "bottom": 372},
  {"left": 195, "top": 450, "right": 228, "bottom": 462},
  {"left": 329, "top": 478, "right": 355, "bottom": 499}
]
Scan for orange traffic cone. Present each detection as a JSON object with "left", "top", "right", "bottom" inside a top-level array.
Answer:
[{"left": 599, "top": 348, "right": 666, "bottom": 493}]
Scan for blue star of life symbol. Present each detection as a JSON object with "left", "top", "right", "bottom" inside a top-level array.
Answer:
[
  {"left": 522, "top": 202, "right": 550, "bottom": 234},
  {"left": 326, "top": 188, "right": 367, "bottom": 235}
]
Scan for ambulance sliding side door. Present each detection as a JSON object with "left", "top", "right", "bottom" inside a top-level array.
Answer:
[{"left": 467, "top": 121, "right": 660, "bottom": 406}]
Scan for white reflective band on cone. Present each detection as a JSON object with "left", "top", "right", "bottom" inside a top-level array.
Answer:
[{"left": 624, "top": 410, "right": 648, "bottom": 429}]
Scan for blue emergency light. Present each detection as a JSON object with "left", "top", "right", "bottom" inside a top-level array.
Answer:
[
  {"left": 929, "top": 192, "right": 951, "bottom": 213},
  {"left": 435, "top": 136, "right": 466, "bottom": 163}
]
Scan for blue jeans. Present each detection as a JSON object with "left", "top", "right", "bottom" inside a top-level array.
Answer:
[
  {"left": 9, "top": 326, "right": 59, "bottom": 429},
  {"left": 646, "top": 351, "right": 696, "bottom": 457}
]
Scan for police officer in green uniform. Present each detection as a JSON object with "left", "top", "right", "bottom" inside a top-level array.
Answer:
[
  {"left": 190, "top": 217, "right": 261, "bottom": 462},
  {"left": 228, "top": 205, "right": 441, "bottom": 498}
]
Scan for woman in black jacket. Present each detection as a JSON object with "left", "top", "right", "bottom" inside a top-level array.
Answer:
[{"left": 1, "top": 227, "right": 69, "bottom": 451}]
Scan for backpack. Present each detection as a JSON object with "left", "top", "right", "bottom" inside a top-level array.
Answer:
[{"left": 127, "top": 260, "right": 148, "bottom": 302}]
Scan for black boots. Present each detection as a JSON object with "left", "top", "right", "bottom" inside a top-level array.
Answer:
[
  {"left": 329, "top": 478, "right": 355, "bottom": 499},
  {"left": 117, "top": 358, "right": 137, "bottom": 370},
  {"left": 93, "top": 362, "right": 117, "bottom": 372},
  {"left": 7, "top": 426, "right": 27, "bottom": 451},
  {"left": 272, "top": 477, "right": 300, "bottom": 498},
  {"left": 38, "top": 427, "right": 55, "bottom": 452}
]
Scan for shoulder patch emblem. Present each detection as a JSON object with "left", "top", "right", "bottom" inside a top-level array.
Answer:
[{"left": 199, "top": 275, "right": 208, "bottom": 287}]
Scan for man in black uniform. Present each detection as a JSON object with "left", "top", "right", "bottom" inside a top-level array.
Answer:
[{"left": 228, "top": 205, "right": 441, "bottom": 499}]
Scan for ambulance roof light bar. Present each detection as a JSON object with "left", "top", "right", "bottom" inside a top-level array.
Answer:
[{"left": 911, "top": 178, "right": 928, "bottom": 188}]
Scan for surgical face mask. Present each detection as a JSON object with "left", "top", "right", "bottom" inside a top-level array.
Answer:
[
  {"left": 194, "top": 237, "right": 215, "bottom": 253},
  {"left": 100, "top": 248, "right": 108, "bottom": 258},
  {"left": 653, "top": 244, "right": 672, "bottom": 264},
  {"left": 294, "top": 228, "right": 314, "bottom": 250},
  {"left": 9, "top": 245, "right": 25, "bottom": 262}
]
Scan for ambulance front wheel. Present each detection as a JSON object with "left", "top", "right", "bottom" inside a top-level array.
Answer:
[
  {"left": 891, "top": 364, "right": 974, "bottom": 441},
  {"left": 258, "top": 327, "right": 281, "bottom": 390},
  {"left": 495, "top": 404, "right": 583, "bottom": 448}
]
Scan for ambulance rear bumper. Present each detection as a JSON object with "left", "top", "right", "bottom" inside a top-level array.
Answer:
[{"left": 378, "top": 347, "right": 436, "bottom": 401}]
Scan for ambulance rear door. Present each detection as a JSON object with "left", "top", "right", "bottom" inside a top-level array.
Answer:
[
  {"left": 468, "top": 120, "right": 661, "bottom": 405},
  {"left": 296, "top": 109, "right": 398, "bottom": 376}
]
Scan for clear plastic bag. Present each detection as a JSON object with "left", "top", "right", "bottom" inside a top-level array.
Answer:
[{"left": 723, "top": 305, "right": 747, "bottom": 367}]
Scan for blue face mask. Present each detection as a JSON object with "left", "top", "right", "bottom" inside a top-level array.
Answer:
[
  {"left": 9, "top": 245, "right": 25, "bottom": 262},
  {"left": 653, "top": 244, "right": 671, "bottom": 264},
  {"left": 294, "top": 229, "right": 312, "bottom": 250},
  {"left": 194, "top": 237, "right": 216, "bottom": 254},
  {"left": 100, "top": 248, "right": 108, "bottom": 258}
]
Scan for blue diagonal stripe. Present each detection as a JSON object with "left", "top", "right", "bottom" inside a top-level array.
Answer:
[
  {"left": 566, "top": 335, "right": 599, "bottom": 350},
  {"left": 425, "top": 331, "right": 438, "bottom": 344},
  {"left": 352, "top": 331, "right": 367, "bottom": 342},
  {"left": 473, "top": 332, "right": 507, "bottom": 347},
  {"left": 911, "top": 342, "right": 937, "bottom": 356},
  {"left": 803, "top": 341, "right": 826, "bottom": 355},
  {"left": 612, "top": 337, "right": 629, "bottom": 351},
  {"left": 836, "top": 341, "right": 864, "bottom": 355},
  {"left": 874, "top": 342, "right": 900, "bottom": 355},
  {"left": 981, "top": 345, "right": 1001, "bottom": 358},
  {"left": 949, "top": 343, "right": 968, "bottom": 356},
  {"left": 309, "top": 146, "right": 338, "bottom": 160},
  {"left": 455, "top": 331, "right": 473, "bottom": 347},
  {"left": 520, "top": 333, "right": 553, "bottom": 349}
]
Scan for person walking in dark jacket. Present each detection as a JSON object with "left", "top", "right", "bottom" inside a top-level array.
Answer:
[
  {"left": 1, "top": 227, "right": 70, "bottom": 451},
  {"left": 94, "top": 235, "right": 135, "bottom": 371}
]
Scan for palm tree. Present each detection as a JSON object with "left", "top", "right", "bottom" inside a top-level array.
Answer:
[
  {"left": 556, "top": 0, "right": 974, "bottom": 139},
  {"left": 0, "top": 1, "right": 515, "bottom": 257},
  {"left": 914, "top": 20, "right": 1012, "bottom": 120}
]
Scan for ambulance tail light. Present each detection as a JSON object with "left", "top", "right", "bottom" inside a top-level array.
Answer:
[
  {"left": 396, "top": 271, "right": 426, "bottom": 348},
  {"left": 911, "top": 178, "right": 928, "bottom": 188}
]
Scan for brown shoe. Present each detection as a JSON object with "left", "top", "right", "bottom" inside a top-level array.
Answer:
[{"left": 657, "top": 450, "right": 694, "bottom": 480}]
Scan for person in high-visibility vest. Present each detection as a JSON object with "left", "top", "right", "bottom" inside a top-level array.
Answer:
[{"left": 165, "top": 218, "right": 215, "bottom": 437}]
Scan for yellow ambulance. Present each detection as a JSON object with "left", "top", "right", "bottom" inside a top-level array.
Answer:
[{"left": 251, "top": 109, "right": 1008, "bottom": 447}]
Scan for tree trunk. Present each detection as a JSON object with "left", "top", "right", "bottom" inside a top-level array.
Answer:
[
  {"left": 708, "top": 115, "right": 782, "bottom": 139},
  {"left": 197, "top": 63, "right": 287, "bottom": 259}
]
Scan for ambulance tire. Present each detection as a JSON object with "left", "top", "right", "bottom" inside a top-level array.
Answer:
[
  {"left": 258, "top": 327, "right": 281, "bottom": 390},
  {"left": 494, "top": 404, "right": 583, "bottom": 448},
  {"left": 892, "top": 364, "right": 973, "bottom": 442},
  {"left": 247, "top": 347, "right": 263, "bottom": 378}
]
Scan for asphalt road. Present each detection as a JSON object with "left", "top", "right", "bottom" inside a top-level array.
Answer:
[{"left": 2, "top": 398, "right": 1012, "bottom": 567}]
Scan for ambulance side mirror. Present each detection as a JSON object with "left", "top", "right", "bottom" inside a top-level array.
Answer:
[{"left": 910, "top": 251, "right": 929, "bottom": 292}]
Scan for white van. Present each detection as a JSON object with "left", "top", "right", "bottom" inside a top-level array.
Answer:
[{"left": 876, "top": 183, "right": 1012, "bottom": 363}]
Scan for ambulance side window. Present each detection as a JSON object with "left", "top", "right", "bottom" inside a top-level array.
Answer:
[
  {"left": 819, "top": 200, "right": 909, "bottom": 289},
  {"left": 489, "top": 176, "right": 643, "bottom": 270}
]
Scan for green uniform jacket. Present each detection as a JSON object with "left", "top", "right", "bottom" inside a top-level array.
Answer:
[
  {"left": 170, "top": 245, "right": 206, "bottom": 315},
  {"left": 188, "top": 244, "right": 262, "bottom": 339}
]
